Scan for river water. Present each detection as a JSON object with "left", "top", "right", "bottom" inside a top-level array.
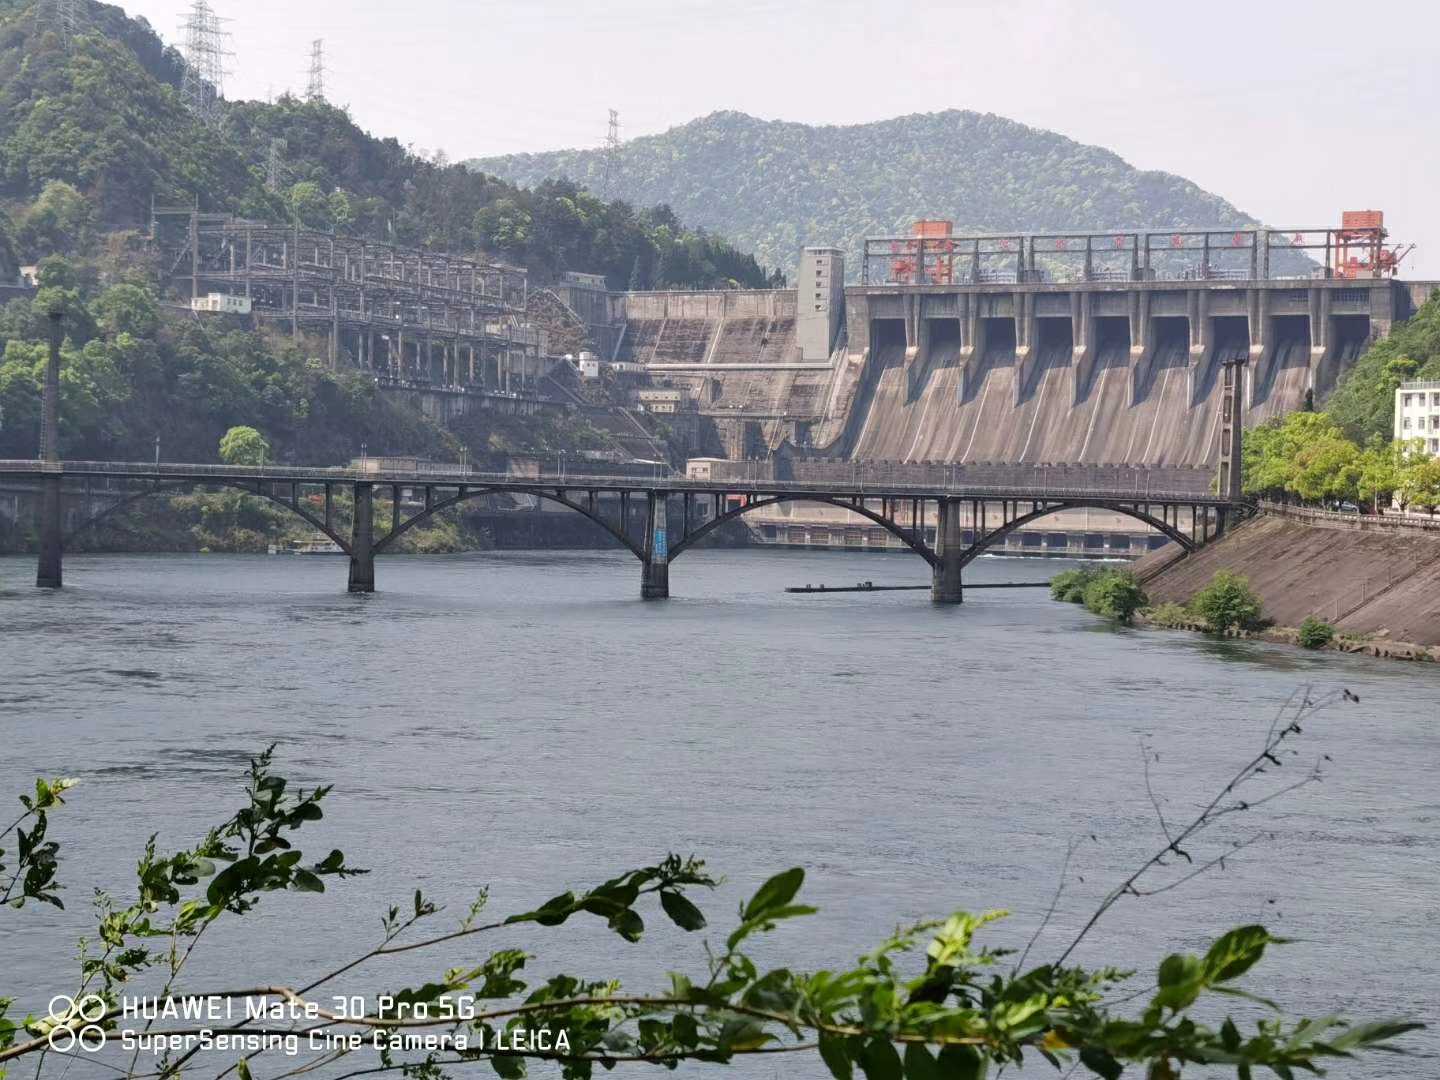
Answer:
[{"left": 1, "top": 548, "right": 1437, "bottom": 1077}]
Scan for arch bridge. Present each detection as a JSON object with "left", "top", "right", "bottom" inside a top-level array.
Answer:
[{"left": 1, "top": 459, "right": 1247, "bottom": 603}]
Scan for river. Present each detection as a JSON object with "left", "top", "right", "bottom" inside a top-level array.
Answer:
[{"left": 1, "top": 548, "right": 1437, "bottom": 1077}]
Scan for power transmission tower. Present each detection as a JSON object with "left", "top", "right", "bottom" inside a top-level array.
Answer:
[
  {"left": 603, "top": 109, "right": 620, "bottom": 195},
  {"left": 265, "top": 137, "right": 287, "bottom": 192},
  {"left": 38, "top": 0, "right": 81, "bottom": 41},
  {"left": 305, "top": 39, "right": 326, "bottom": 103},
  {"left": 179, "top": 0, "right": 232, "bottom": 126}
]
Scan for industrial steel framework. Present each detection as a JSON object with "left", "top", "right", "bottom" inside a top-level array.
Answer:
[
  {"left": 863, "top": 225, "right": 1403, "bottom": 286},
  {"left": 178, "top": 0, "right": 231, "bottom": 126},
  {"left": 153, "top": 209, "right": 542, "bottom": 389}
]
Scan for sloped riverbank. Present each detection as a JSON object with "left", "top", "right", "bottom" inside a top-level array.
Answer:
[{"left": 1137, "top": 508, "right": 1440, "bottom": 650}]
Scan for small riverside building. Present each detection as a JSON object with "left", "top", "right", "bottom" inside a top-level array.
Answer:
[{"left": 1395, "top": 381, "right": 1440, "bottom": 456}]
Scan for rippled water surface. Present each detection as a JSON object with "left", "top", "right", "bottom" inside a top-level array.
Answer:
[{"left": 1, "top": 549, "right": 1437, "bottom": 1076}]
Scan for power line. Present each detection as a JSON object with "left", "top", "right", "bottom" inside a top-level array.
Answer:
[
  {"left": 603, "top": 108, "right": 620, "bottom": 195},
  {"left": 37, "top": 0, "right": 80, "bottom": 41},
  {"left": 265, "top": 137, "right": 287, "bottom": 192},
  {"left": 178, "top": 0, "right": 232, "bottom": 126},
  {"left": 305, "top": 38, "right": 325, "bottom": 103}
]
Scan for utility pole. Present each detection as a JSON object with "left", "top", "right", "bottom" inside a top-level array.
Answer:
[
  {"left": 603, "top": 109, "right": 620, "bottom": 196},
  {"left": 305, "top": 39, "right": 326, "bottom": 103},
  {"left": 179, "top": 0, "right": 232, "bottom": 126}
]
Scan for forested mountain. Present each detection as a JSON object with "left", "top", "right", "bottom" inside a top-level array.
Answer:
[
  {"left": 0, "top": 0, "right": 763, "bottom": 522},
  {"left": 0, "top": 0, "right": 773, "bottom": 290},
  {"left": 470, "top": 110, "right": 1258, "bottom": 278}
]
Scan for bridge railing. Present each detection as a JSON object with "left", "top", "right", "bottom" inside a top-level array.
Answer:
[
  {"left": 0, "top": 459, "right": 1240, "bottom": 505},
  {"left": 1257, "top": 499, "right": 1440, "bottom": 533}
]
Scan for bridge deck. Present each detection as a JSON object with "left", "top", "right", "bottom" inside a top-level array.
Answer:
[{"left": 0, "top": 460, "right": 1236, "bottom": 505}]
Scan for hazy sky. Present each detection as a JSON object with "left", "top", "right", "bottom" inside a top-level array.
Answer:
[{"left": 120, "top": 0, "right": 1440, "bottom": 277}]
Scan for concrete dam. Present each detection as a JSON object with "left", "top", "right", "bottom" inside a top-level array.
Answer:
[
  {"left": 549, "top": 219, "right": 1435, "bottom": 554},
  {"left": 576, "top": 274, "right": 1420, "bottom": 473}
]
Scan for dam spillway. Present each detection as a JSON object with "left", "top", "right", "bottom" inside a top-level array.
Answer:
[{"left": 564, "top": 272, "right": 1429, "bottom": 472}]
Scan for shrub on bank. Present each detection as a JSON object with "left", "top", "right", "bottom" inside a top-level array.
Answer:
[
  {"left": 1082, "top": 570, "right": 1148, "bottom": 623},
  {"left": 1051, "top": 567, "right": 1148, "bottom": 623},
  {"left": 1050, "top": 567, "right": 1097, "bottom": 602},
  {"left": 1190, "top": 570, "right": 1264, "bottom": 632},
  {"left": 1145, "top": 601, "right": 1194, "bottom": 628},
  {"left": 1298, "top": 616, "right": 1337, "bottom": 649}
]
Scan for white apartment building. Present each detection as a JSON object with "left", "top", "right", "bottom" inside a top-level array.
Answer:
[{"left": 1395, "top": 381, "right": 1440, "bottom": 456}]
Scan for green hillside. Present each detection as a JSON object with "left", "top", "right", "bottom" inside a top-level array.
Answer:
[
  {"left": 0, "top": 0, "right": 772, "bottom": 290},
  {"left": 469, "top": 109, "right": 1258, "bottom": 278},
  {"left": 0, "top": 0, "right": 755, "bottom": 553}
]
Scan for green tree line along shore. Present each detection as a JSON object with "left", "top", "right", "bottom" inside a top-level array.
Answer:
[
  {"left": 1051, "top": 567, "right": 1345, "bottom": 652},
  {"left": 1244, "top": 292, "right": 1440, "bottom": 511}
]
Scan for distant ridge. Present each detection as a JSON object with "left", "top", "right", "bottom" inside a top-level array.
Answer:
[{"left": 469, "top": 109, "right": 1257, "bottom": 278}]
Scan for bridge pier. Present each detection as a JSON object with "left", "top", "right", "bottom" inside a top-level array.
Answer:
[
  {"left": 348, "top": 481, "right": 375, "bottom": 593},
  {"left": 36, "top": 311, "right": 63, "bottom": 588},
  {"left": 641, "top": 490, "right": 669, "bottom": 600},
  {"left": 36, "top": 475, "right": 62, "bottom": 588},
  {"left": 931, "top": 498, "right": 964, "bottom": 604}
]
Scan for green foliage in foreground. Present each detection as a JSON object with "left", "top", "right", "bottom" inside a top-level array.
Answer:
[
  {"left": 1297, "top": 617, "right": 1337, "bottom": 650},
  {"left": 1189, "top": 572, "right": 1265, "bottom": 633},
  {"left": 0, "top": 728, "right": 1420, "bottom": 1080},
  {"left": 1051, "top": 568, "right": 1148, "bottom": 624}
]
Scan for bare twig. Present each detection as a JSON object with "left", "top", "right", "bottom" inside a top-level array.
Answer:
[
  {"left": 1012, "top": 836, "right": 1080, "bottom": 976},
  {"left": 1141, "top": 739, "right": 1173, "bottom": 845},
  {"left": 1054, "top": 688, "right": 1342, "bottom": 967}
]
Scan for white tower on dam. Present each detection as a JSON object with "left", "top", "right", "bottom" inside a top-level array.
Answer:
[{"left": 797, "top": 246, "right": 844, "bottom": 360}]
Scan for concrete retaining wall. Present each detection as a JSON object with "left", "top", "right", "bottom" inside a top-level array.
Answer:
[{"left": 1138, "top": 509, "right": 1440, "bottom": 644}]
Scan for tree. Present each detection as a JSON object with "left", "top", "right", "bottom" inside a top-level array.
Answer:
[
  {"left": 1242, "top": 411, "right": 1351, "bottom": 502},
  {"left": 287, "top": 181, "right": 332, "bottom": 229},
  {"left": 328, "top": 189, "right": 356, "bottom": 231},
  {"left": 1289, "top": 434, "right": 1361, "bottom": 505},
  {"left": 1398, "top": 455, "right": 1440, "bottom": 513},
  {"left": 1356, "top": 439, "right": 1404, "bottom": 512},
  {"left": 16, "top": 181, "right": 93, "bottom": 258},
  {"left": 92, "top": 283, "right": 158, "bottom": 339},
  {"left": 218, "top": 425, "right": 270, "bottom": 466},
  {"left": 0, "top": 704, "right": 1422, "bottom": 1080},
  {"left": 1190, "top": 570, "right": 1264, "bottom": 632}
]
